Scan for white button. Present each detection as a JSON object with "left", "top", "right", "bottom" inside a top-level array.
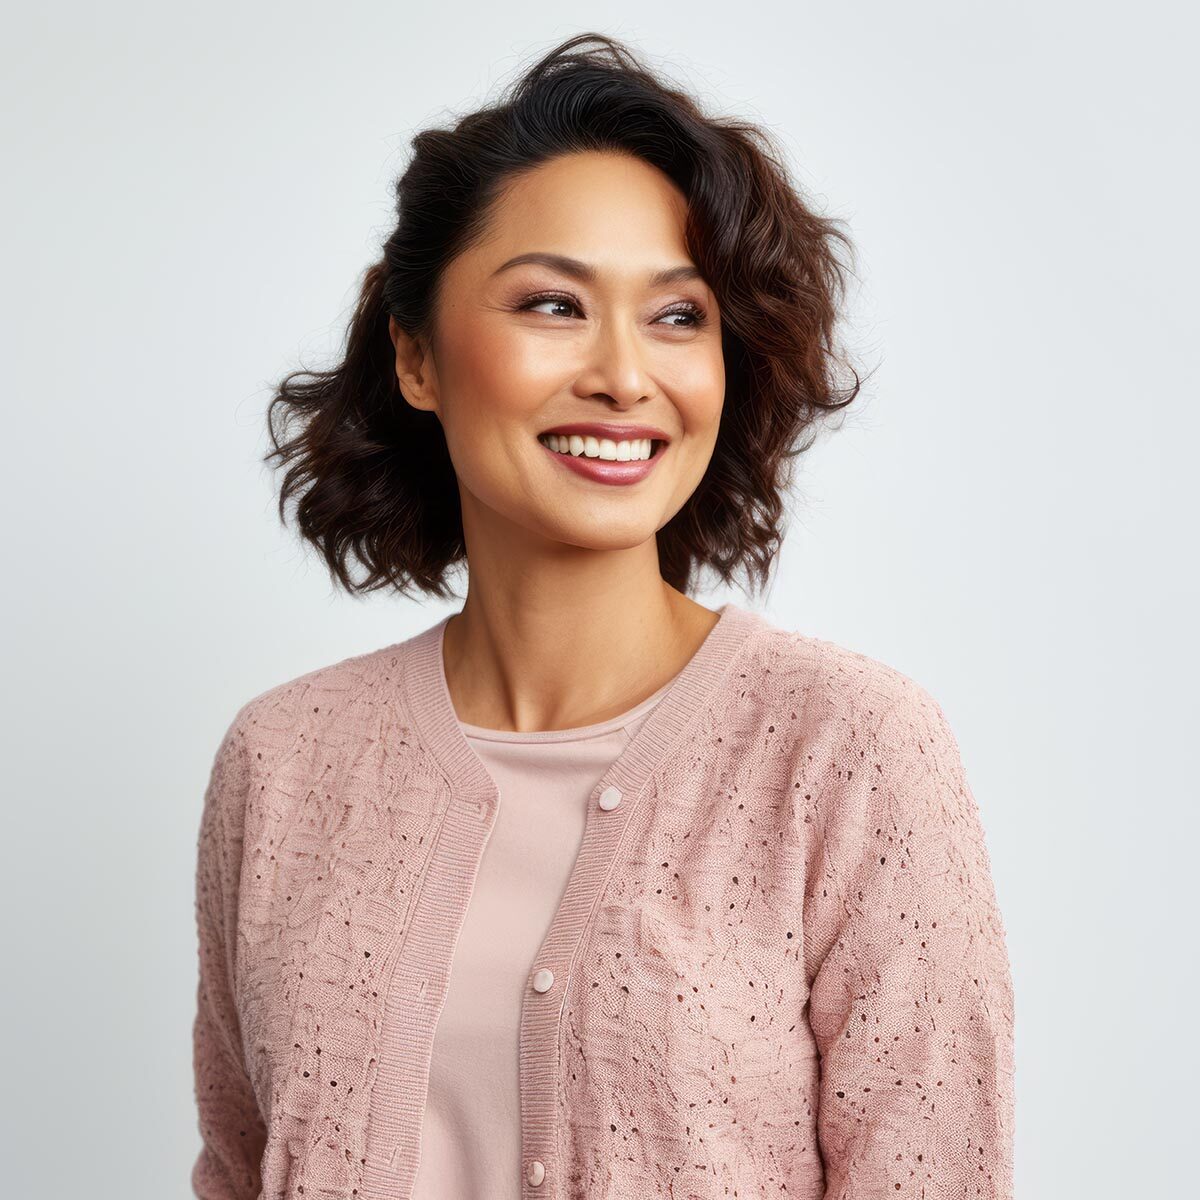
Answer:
[
  {"left": 598, "top": 785, "right": 622, "bottom": 811},
  {"left": 526, "top": 1159, "right": 546, "bottom": 1186},
  {"left": 531, "top": 967, "right": 554, "bottom": 992}
]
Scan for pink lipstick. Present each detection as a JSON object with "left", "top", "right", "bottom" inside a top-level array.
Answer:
[{"left": 536, "top": 422, "right": 670, "bottom": 486}]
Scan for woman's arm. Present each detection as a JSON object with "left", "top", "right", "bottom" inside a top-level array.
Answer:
[
  {"left": 806, "top": 683, "right": 1016, "bottom": 1197},
  {"left": 191, "top": 712, "right": 268, "bottom": 1199}
]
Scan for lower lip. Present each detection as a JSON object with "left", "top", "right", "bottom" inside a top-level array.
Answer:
[{"left": 538, "top": 438, "right": 668, "bottom": 485}]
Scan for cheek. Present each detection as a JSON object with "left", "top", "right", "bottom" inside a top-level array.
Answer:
[
  {"left": 437, "top": 317, "right": 560, "bottom": 426},
  {"left": 670, "top": 347, "right": 725, "bottom": 435},
  {"left": 429, "top": 322, "right": 549, "bottom": 505}
]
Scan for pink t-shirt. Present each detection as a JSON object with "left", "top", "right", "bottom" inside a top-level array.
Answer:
[{"left": 409, "top": 674, "right": 679, "bottom": 1199}]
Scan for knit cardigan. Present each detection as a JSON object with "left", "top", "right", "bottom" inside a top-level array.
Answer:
[{"left": 191, "top": 602, "right": 1015, "bottom": 1200}]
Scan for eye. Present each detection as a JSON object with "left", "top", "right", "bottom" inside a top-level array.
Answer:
[
  {"left": 656, "top": 302, "right": 708, "bottom": 329},
  {"left": 518, "top": 292, "right": 581, "bottom": 318},
  {"left": 515, "top": 291, "right": 709, "bottom": 329}
]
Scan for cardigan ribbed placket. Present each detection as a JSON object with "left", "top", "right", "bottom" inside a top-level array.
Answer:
[{"left": 358, "top": 601, "right": 767, "bottom": 1200}]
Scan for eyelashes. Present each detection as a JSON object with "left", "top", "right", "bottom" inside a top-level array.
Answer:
[{"left": 513, "top": 289, "right": 709, "bottom": 330}]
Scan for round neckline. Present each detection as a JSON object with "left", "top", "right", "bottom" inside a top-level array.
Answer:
[
  {"left": 401, "top": 601, "right": 766, "bottom": 803},
  {"left": 456, "top": 672, "right": 678, "bottom": 743}
]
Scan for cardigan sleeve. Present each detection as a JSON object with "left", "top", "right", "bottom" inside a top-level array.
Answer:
[
  {"left": 191, "top": 711, "right": 268, "bottom": 1199},
  {"left": 805, "top": 682, "right": 1015, "bottom": 1198}
]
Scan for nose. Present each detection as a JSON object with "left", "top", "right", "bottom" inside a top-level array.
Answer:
[{"left": 576, "top": 322, "right": 656, "bottom": 408}]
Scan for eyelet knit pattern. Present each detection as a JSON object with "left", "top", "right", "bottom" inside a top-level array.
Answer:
[{"left": 191, "top": 603, "right": 1014, "bottom": 1199}]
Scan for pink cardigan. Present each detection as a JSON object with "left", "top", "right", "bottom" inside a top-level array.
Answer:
[
  {"left": 412, "top": 677, "right": 677, "bottom": 1196},
  {"left": 191, "top": 602, "right": 1015, "bottom": 1199}
]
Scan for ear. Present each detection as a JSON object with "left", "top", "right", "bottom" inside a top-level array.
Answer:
[{"left": 388, "top": 315, "right": 439, "bottom": 415}]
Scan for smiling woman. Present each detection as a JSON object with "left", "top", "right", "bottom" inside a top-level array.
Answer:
[
  {"left": 262, "top": 37, "right": 862, "bottom": 604},
  {"left": 190, "top": 29, "right": 1014, "bottom": 1200},
  {"left": 381, "top": 147, "right": 732, "bottom": 565}
]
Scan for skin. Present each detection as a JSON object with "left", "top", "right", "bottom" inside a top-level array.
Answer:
[{"left": 388, "top": 149, "right": 726, "bottom": 731}]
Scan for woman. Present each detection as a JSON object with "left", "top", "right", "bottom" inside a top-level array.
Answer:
[{"left": 191, "top": 33, "right": 1015, "bottom": 1200}]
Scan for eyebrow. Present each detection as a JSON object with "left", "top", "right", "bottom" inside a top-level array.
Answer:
[{"left": 491, "top": 252, "right": 703, "bottom": 289}]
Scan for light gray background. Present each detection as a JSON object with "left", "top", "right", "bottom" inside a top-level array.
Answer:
[{"left": 3, "top": 4, "right": 1195, "bottom": 1195}]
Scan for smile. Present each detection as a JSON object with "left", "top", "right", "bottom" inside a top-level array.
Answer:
[
  {"left": 536, "top": 432, "right": 668, "bottom": 486},
  {"left": 537, "top": 433, "right": 662, "bottom": 461}
]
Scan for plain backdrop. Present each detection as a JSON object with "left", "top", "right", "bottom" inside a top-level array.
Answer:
[{"left": 2, "top": 3, "right": 1195, "bottom": 1195}]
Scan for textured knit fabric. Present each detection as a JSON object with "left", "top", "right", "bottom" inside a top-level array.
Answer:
[
  {"left": 190, "top": 601, "right": 1016, "bottom": 1200},
  {"left": 410, "top": 675, "right": 677, "bottom": 1198}
]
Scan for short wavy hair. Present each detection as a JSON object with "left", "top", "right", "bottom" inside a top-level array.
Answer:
[{"left": 265, "top": 32, "right": 864, "bottom": 601}]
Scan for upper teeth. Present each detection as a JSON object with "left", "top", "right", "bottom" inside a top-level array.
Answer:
[{"left": 540, "top": 434, "right": 657, "bottom": 461}]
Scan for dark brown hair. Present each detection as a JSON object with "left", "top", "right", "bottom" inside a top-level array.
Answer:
[{"left": 265, "top": 32, "right": 864, "bottom": 601}]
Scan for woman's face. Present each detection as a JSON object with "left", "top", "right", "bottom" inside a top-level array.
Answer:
[{"left": 390, "top": 150, "right": 724, "bottom": 555}]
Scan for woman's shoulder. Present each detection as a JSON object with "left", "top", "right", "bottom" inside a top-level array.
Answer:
[
  {"left": 740, "top": 619, "right": 976, "bottom": 830},
  {"left": 210, "top": 632, "right": 416, "bottom": 761},
  {"left": 740, "top": 615, "right": 954, "bottom": 739}
]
